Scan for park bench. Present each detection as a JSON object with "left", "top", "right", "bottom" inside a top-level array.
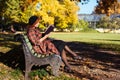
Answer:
[{"left": 21, "top": 34, "right": 62, "bottom": 80}]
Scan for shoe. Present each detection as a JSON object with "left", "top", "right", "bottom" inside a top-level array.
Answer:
[
  {"left": 73, "top": 56, "right": 83, "bottom": 60},
  {"left": 64, "top": 66, "right": 73, "bottom": 73}
]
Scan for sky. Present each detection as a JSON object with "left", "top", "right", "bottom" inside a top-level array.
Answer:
[{"left": 78, "top": 0, "right": 98, "bottom": 14}]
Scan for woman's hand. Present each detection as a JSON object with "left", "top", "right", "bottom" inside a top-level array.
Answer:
[{"left": 39, "top": 33, "right": 50, "bottom": 42}]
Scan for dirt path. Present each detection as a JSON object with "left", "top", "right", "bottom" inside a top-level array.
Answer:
[{"left": 66, "top": 42, "right": 120, "bottom": 80}]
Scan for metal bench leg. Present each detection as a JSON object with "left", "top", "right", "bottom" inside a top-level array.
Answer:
[
  {"left": 50, "top": 56, "right": 61, "bottom": 76},
  {"left": 25, "top": 61, "right": 33, "bottom": 80}
]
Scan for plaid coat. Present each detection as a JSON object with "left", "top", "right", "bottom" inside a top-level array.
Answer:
[{"left": 27, "top": 27, "right": 60, "bottom": 55}]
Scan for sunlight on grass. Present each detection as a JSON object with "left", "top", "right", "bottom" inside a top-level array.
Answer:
[
  {"left": 0, "top": 63, "right": 24, "bottom": 80},
  {"left": 0, "top": 33, "right": 20, "bottom": 53},
  {"left": 0, "top": 47, "right": 11, "bottom": 53},
  {"left": 50, "top": 32, "right": 120, "bottom": 52},
  {"left": 0, "top": 32, "right": 120, "bottom": 79},
  {"left": 51, "top": 32, "right": 120, "bottom": 44},
  {"left": 0, "top": 41, "right": 20, "bottom": 53}
]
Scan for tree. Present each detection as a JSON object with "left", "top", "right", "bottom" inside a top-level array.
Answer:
[
  {"left": 74, "top": 0, "right": 120, "bottom": 16},
  {"left": 0, "top": 0, "right": 5, "bottom": 16},
  {"left": 97, "top": 16, "right": 110, "bottom": 28},
  {"left": 0, "top": 0, "right": 41, "bottom": 31},
  {"left": 97, "top": 16, "right": 120, "bottom": 30},
  {"left": 110, "top": 18, "right": 120, "bottom": 29},
  {"left": 3, "top": 0, "right": 22, "bottom": 23},
  {"left": 95, "top": 0, "right": 120, "bottom": 16},
  {"left": 77, "top": 20, "right": 89, "bottom": 31},
  {"left": 0, "top": 0, "right": 80, "bottom": 30},
  {"left": 34, "top": 0, "right": 79, "bottom": 29}
]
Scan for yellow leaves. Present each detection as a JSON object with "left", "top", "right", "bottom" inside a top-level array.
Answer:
[
  {"left": 57, "top": 21, "right": 68, "bottom": 29},
  {"left": 63, "top": 0, "right": 79, "bottom": 25},
  {"left": 24, "top": 0, "right": 79, "bottom": 28},
  {"left": 39, "top": 24, "right": 46, "bottom": 30},
  {"left": 34, "top": 0, "right": 79, "bottom": 28},
  {"left": 64, "top": 0, "right": 79, "bottom": 13},
  {"left": 1, "top": 0, "right": 79, "bottom": 29},
  {"left": 36, "top": 11, "right": 54, "bottom": 24},
  {"left": 43, "top": 16, "right": 54, "bottom": 24},
  {"left": 10, "top": 16, "right": 19, "bottom": 22}
]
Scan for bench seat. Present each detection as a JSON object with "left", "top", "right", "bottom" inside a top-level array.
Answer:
[{"left": 21, "top": 34, "right": 61, "bottom": 80}]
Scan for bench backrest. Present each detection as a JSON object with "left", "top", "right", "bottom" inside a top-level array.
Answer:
[{"left": 22, "top": 34, "right": 53, "bottom": 58}]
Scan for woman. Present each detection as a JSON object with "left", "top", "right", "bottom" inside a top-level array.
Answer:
[{"left": 27, "top": 16, "right": 82, "bottom": 72}]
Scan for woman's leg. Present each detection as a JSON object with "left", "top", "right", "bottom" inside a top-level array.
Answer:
[
  {"left": 64, "top": 45, "right": 82, "bottom": 60},
  {"left": 61, "top": 49, "right": 71, "bottom": 68},
  {"left": 64, "top": 45, "right": 77, "bottom": 57},
  {"left": 61, "top": 49, "right": 73, "bottom": 72}
]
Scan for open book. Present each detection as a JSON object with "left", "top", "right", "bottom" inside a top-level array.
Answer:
[{"left": 43, "top": 25, "right": 55, "bottom": 35}]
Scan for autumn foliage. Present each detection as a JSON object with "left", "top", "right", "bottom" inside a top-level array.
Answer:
[
  {"left": 0, "top": 0, "right": 79, "bottom": 29},
  {"left": 95, "top": 0, "right": 120, "bottom": 16}
]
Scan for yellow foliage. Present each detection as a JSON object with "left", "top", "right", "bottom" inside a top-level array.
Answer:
[
  {"left": 3, "top": 0, "right": 79, "bottom": 28},
  {"left": 33, "top": 0, "right": 79, "bottom": 28},
  {"left": 1, "top": 0, "right": 79, "bottom": 29}
]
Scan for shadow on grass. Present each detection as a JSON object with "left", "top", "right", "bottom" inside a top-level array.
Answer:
[
  {"left": 94, "top": 39, "right": 120, "bottom": 42},
  {"left": 67, "top": 41, "right": 120, "bottom": 70},
  {"left": 0, "top": 40, "right": 20, "bottom": 49},
  {"left": 0, "top": 33, "right": 25, "bottom": 72},
  {"left": 0, "top": 45, "right": 25, "bottom": 71},
  {"left": 0, "top": 44, "right": 51, "bottom": 77},
  {"left": 0, "top": 41, "right": 120, "bottom": 79},
  {"left": 65, "top": 41, "right": 120, "bottom": 79}
]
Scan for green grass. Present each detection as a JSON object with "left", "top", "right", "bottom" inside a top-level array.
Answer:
[
  {"left": 50, "top": 32, "right": 120, "bottom": 52},
  {"left": 0, "top": 33, "right": 79, "bottom": 80},
  {"left": 0, "top": 32, "right": 120, "bottom": 79},
  {"left": 29, "top": 69, "right": 77, "bottom": 80},
  {"left": 50, "top": 32, "right": 120, "bottom": 43}
]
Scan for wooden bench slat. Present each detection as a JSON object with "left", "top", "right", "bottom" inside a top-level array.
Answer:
[{"left": 20, "top": 34, "right": 62, "bottom": 80}]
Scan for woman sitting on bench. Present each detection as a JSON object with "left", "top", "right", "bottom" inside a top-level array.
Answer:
[{"left": 27, "top": 15, "right": 82, "bottom": 72}]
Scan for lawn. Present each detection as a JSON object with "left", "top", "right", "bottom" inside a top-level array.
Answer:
[
  {"left": 50, "top": 32, "right": 120, "bottom": 52},
  {"left": 50, "top": 32, "right": 120, "bottom": 44},
  {"left": 0, "top": 32, "right": 120, "bottom": 80}
]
